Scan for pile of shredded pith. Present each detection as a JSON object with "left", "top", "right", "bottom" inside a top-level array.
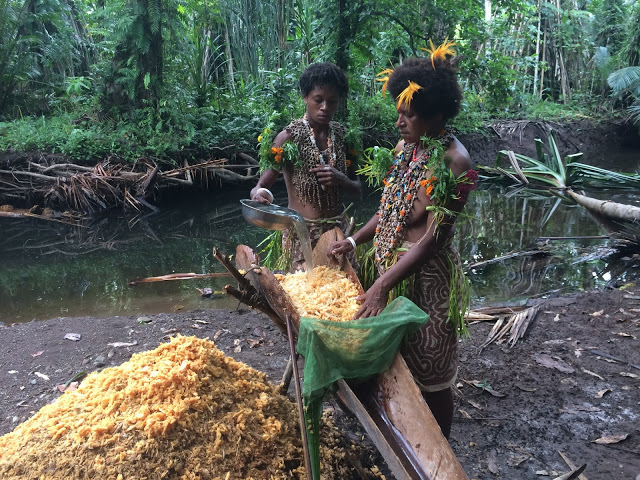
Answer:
[
  {"left": 0, "top": 335, "right": 382, "bottom": 479},
  {"left": 275, "top": 266, "right": 360, "bottom": 322}
]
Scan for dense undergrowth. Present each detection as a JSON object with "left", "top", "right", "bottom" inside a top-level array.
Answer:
[{"left": 0, "top": 92, "right": 610, "bottom": 167}]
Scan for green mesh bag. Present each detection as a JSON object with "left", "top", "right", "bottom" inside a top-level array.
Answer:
[{"left": 296, "top": 296, "right": 429, "bottom": 479}]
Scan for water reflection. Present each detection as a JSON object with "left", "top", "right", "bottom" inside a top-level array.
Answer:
[
  {"left": 1, "top": 185, "right": 639, "bottom": 324},
  {"left": 457, "top": 186, "right": 640, "bottom": 303}
]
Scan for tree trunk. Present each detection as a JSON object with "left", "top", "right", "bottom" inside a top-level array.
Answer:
[
  {"left": 540, "top": 25, "right": 547, "bottom": 98},
  {"left": 335, "top": 0, "right": 350, "bottom": 73},
  {"left": 135, "top": 0, "right": 163, "bottom": 109},
  {"left": 533, "top": 0, "right": 541, "bottom": 95},
  {"left": 566, "top": 190, "right": 640, "bottom": 223},
  {"left": 224, "top": 21, "right": 235, "bottom": 92}
]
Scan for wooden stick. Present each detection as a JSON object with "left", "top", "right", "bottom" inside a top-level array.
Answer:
[
  {"left": 0, "top": 210, "right": 83, "bottom": 226},
  {"left": 128, "top": 272, "right": 231, "bottom": 285},
  {"left": 467, "top": 250, "right": 545, "bottom": 269},
  {"left": 558, "top": 451, "right": 588, "bottom": 480},
  {"left": 277, "top": 357, "right": 294, "bottom": 395},
  {"left": 584, "top": 349, "right": 640, "bottom": 371},
  {"left": 537, "top": 235, "right": 609, "bottom": 241},
  {"left": 285, "top": 314, "right": 313, "bottom": 480},
  {"left": 552, "top": 464, "right": 586, "bottom": 480}
]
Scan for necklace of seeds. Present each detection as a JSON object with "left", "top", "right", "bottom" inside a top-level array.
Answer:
[
  {"left": 374, "top": 131, "right": 453, "bottom": 266},
  {"left": 303, "top": 113, "right": 337, "bottom": 167},
  {"left": 291, "top": 114, "right": 343, "bottom": 211}
]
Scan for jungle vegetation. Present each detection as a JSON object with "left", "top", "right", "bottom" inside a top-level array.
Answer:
[{"left": 0, "top": 0, "right": 639, "bottom": 164}]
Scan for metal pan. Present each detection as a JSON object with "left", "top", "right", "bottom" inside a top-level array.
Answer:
[{"left": 240, "top": 199, "right": 305, "bottom": 231}]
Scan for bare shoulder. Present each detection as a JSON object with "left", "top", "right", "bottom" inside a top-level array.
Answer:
[
  {"left": 272, "top": 129, "right": 291, "bottom": 148},
  {"left": 394, "top": 139, "right": 405, "bottom": 156},
  {"left": 446, "top": 136, "right": 472, "bottom": 176}
]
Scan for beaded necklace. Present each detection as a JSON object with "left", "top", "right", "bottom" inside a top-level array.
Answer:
[{"left": 374, "top": 131, "right": 453, "bottom": 266}]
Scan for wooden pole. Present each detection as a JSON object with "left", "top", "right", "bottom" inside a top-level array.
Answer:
[{"left": 285, "top": 314, "right": 313, "bottom": 480}]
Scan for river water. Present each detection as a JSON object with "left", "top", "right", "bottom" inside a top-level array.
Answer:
[{"left": 1, "top": 180, "right": 639, "bottom": 325}]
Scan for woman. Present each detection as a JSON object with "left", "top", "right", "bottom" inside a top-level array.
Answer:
[
  {"left": 250, "top": 62, "right": 361, "bottom": 271},
  {"left": 329, "top": 43, "right": 477, "bottom": 438}
]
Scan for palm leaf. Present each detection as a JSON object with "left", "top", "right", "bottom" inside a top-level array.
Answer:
[
  {"left": 541, "top": 197, "right": 563, "bottom": 227},
  {"left": 508, "top": 151, "right": 565, "bottom": 186},
  {"left": 567, "top": 162, "right": 640, "bottom": 188},
  {"left": 496, "top": 166, "right": 523, "bottom": 184},
  {"left": 628, "top": 103, "right": 640, "bottom": 125},
  {"left": 506, "top": 151, "right": 529, "bottom": 184},
  {"left": 534, "top": 138, "right": 548, "bottom": 166},
  {"left": 547, "top": 131, "right": 566, "bottom": 182},
  {"left": 608, "top": 66, "right": 640, "bottom": 96}
]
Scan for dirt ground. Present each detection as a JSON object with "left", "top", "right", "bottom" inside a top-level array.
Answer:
[{"left": 1, "top": 285, "right": 639, "bottom": 480}]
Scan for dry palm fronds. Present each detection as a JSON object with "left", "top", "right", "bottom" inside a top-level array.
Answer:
[
  {"left": 480, "top": 305, "right": 540, "bottom": 350},
  {"left": 1, "top": 154, "right": 261, "bottom": 215}
]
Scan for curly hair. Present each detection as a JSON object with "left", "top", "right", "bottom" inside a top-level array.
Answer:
[
  {"left": 299, "top": 62, "right": 349, "bottom": 98},
  {"left": 387, "top": 57, "right": 462, "bottom": 121}
]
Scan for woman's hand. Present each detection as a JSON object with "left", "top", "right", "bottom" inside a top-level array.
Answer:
[
  {"left": 353, "top": 281, "right": 389, "bottom": 319},
  {"left": 328, "top": 239, "right": 353, "bottom": 258},
  {"left": 251, "top": 187, "right": 274, "bottom": 205},
  {"left": 310, "top": 165, "right": 349, "bottom": 189}
]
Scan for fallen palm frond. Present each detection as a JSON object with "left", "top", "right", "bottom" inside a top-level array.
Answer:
[
  {"left": 0, "top": 208, "right": 83, "bottom": 226},
  {"left": 465, "top": 311, "right": 496, "bottom": 321},
  {"left": 480, "top": 130, "right": 640, "bottom": 191},
  {"left": 480, "top": 304, "right": 540, "bottom": 350},
  {"left": 478, "top": 131, "right": 640, "bottom": 227}
]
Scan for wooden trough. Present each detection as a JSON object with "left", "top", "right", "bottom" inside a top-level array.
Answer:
[{"left": 215, "top": 228, "right": 469, "bottom": 480}]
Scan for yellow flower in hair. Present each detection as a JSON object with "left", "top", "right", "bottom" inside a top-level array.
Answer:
[
  {"left": 421, "top": 37, "right": 457, "bottom": 68},
  {"left": 376, "top": 68, "right": 395, "bottom": 97},
  {"left": 396, "top": 81, "right": 423, "bottom": 110}
]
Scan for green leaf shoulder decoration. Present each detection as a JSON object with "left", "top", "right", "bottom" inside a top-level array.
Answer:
[
  {"left": 257, "top": 113, "right": 300, "bottom": 173},
  {"left": 419, "top": 135, "right": 478, "bottom": 227},
  {"left": 370, "top": 133, "right": 478, "bottom": 336}
]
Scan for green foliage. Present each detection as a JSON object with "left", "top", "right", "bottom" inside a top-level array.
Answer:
[
  {"left": 608, "top": 66, "right": 640, "bottom": 124},
  {"left": 0, "top": 103, "right": 269, "bottom": 163},
  {"left": 349, "top": 93, "right": 397, "bottom": 143},
  {"left": 257, "top": 230, "right": 291, "bottom": 271},
  {"left": 357, "top": 146, "right": 394, "bottom": 188},
  {"left": 2, "top": 0, "right": 640, "bottom": 161}
]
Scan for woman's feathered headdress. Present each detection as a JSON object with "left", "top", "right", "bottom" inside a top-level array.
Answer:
[
  {"left": 376, "top": 38, "right": 458, "bottom": 108},
  {"left": 421, "top": 37, "right": 457, "bottom": 69},
  {"left": 396, "top": 81, "right": 422, "bottom": 110},
  {"left": 375, "top": 68, "right": 395, "bottom": 98}
]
